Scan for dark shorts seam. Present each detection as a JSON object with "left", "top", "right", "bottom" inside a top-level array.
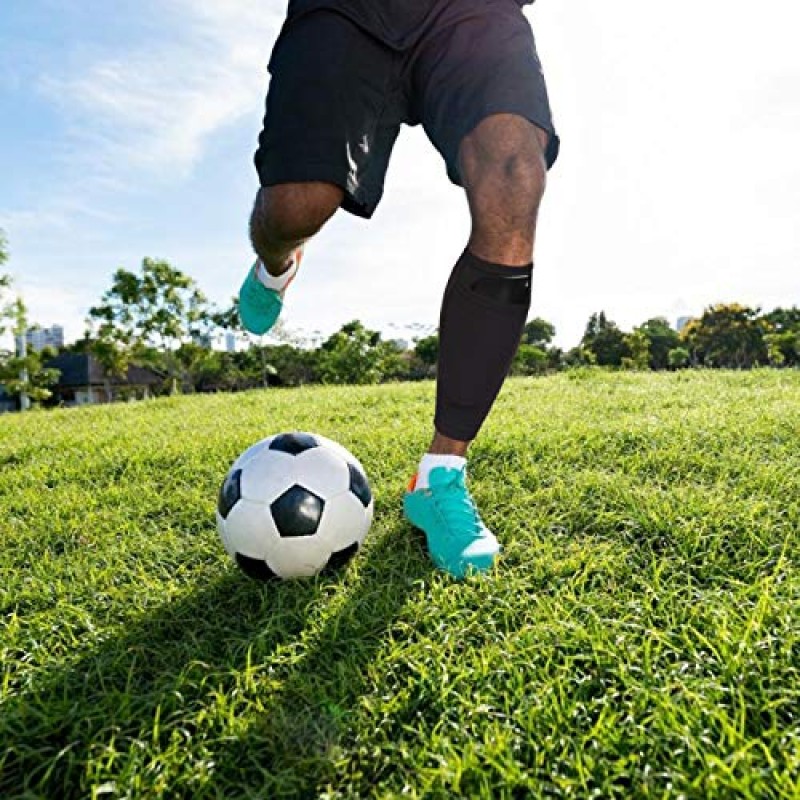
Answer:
[{"left": 260, "top": 161, "right": 348, "bottom": 186}]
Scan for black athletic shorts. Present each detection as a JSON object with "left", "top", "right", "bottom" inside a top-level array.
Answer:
[{"left": 254, "top": 0, "right": 560, "bottom": 219}]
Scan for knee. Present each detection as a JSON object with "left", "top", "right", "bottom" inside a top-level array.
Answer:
[
  {"left": 250, "top": 182, "right": 343, "bottom": 245},
  {"left": 495, "top": 152, "right": 546, "bottom": 211},
  {"left": 460, "top": 115, "right": 548, "bottom": 212}
]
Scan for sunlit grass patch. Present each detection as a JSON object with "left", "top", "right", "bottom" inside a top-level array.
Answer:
[{"left": 1, "top": 370, "right": 798, "bottom": 798}]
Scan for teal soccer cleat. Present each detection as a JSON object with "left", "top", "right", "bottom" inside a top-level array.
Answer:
[
  {"left": 403, "top": 465, "right": 500, "bottom": 579},
  {"left": 238, "top": 250, "right": 302, "bottom": 336}
]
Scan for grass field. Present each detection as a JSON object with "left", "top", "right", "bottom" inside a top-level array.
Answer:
[{"left": 1, "top": 370, "right": 798, "bottom": 799}]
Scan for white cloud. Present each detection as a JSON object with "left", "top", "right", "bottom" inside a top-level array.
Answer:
[
  {"left": 0, "top": 197, "right": 119, "bottom": 236},
  {"left": 40, "top": 1, "right": 284, "bottom": 181},
  {"left": 1, "top": 281, "right": 93, "bottom": 346}
]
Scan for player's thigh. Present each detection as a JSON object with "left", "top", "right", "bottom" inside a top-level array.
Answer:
[
  {"left": 252, "top": 182, "right": 344, "bottom": 242},
  {"left": 413, "top": 0, "right": 560, "bottom": 188},
  {"left": 254, "top": 10, "right": 403, "bottom": 220}
]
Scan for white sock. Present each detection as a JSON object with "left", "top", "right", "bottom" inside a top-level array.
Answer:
[
  {"left": 255, "top": 257, "right": 298, "bottom": 292},
  {"left": 415, "top": 454, "right": 467, "bottom": 490}
]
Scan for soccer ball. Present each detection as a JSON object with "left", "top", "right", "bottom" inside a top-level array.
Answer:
[{"left": 217, "top": 432, "right": 373, "bottom": 580}]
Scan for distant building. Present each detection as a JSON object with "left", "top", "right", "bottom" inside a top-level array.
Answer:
[
  {"left": 676, "top": 316, "right": 692, "bottom": 332},
  {"left": 45, "top": 354, "right": 162, "bottom": 406},
  {"left": 15, "top": 325, "right": 65, "bottom": 353},
  {"left": 191, "top": 331, "right": 214, "bottom": 349},
  {"left": 190, "top": 330, "right": 241, "bottom": 352}
]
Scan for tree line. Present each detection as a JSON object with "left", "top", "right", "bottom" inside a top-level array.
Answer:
[
  {"left": 569, "top": 307, "right": 799, "bottom": 370},
  {"left": 1, "top": 241, "right": 798, "bottom": 409}
]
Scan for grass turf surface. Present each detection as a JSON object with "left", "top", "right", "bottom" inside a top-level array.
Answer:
[{"left": 1, "top": 370, "right": 798, "bottom": 799}]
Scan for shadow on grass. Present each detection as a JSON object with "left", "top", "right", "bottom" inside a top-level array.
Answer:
[
  {"left": 0, "top": 529, "right": 433, "bottom": 799},
  {"left": 206, "top": 531, "right": 435, "bottom": 799}
]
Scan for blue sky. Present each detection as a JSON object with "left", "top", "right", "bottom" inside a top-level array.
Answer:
[{"left": 1, "top": 0, "right": 798, "bottom": 348}]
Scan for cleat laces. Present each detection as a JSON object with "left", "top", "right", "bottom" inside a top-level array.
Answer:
[{"left": 430, "top": 471, "right": 484, "bottom": 543}]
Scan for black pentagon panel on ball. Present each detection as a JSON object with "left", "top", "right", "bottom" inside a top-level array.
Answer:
[
  {"left": 323, "top": 542, "right": 360, "bottom": 574},
  {"left": 271, "top": 485, "right": 325, "bottom": 537},
  {"left": 218, "top": 469, "right": 242, "bottom": 520},
  {"left": 347, "top": 462, "right": 372, "bottom": 508},
  {"left": 269, "top": 432, "right": 319, "bottom": 456},
  {"left": 236, "top": 553, "right": 280, "bottom": 582}
]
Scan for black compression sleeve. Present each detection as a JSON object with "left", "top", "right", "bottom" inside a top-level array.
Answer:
[{"left": 434, "top": 249, "right": 532, "bottom": 441}]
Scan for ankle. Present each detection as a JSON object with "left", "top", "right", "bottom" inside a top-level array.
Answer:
[
  {"left": 259, "top": 254, "right": 294, "bottom": 278},
  {"left": 255, "top": 251, "right": 300, "bottom": 292},
  {"left": 428, "top": 431, "right": 470, "bottom": 457}
]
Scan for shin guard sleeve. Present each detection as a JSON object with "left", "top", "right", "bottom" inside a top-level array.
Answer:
[{"left": 435, "top": 250, "right": 532, "bottom": 441}]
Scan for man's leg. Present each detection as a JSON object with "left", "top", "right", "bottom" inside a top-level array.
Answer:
[
  {"left": 402, "top": 0, "right": 557, "bottom": 577},
  {"left": 241, "top": 9, "right": 402, "bottom": 335},
  {"left": 431, "top": 113, "right": 548, "bottom": 455},
  {"left": 249, "top": 182, "right": 343, "bottom": 276},
  {"left": 240, "top": 182, "right": 343, "bottom": 334},
  {"left": 404, "top": 113, "right": 549, "bottom": 579}
]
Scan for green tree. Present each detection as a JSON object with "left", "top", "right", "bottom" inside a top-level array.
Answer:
[
  {"left": 172, "top": 342, "right": 221, "bottom": 392},
  {"left": 377, "top": 338, "right": 410, "bottom": 382},
  {"left": 88, "top": 258, "right": 211, "bottom": 393},
  {"left": 763, "top": 331, "right": 800, "bottom": 368},
  {"left": 3, "top": 250, "right": 60, "bottom": 408},
  {"left": 210, "top": 299, "right": 242, "bottom": 336},
  {"left": 545, "top": 346, "right": 564, "bottom": 371},
  {"left": 0, "top": 282, "right": 60, "bottom": 408},
  {"left": 634, "top": 317, "right": 680, "bottom": 370},
  {"left": 581, "top": 311, "right": 629, "bottom": 367},
  {"left": 249, "top": 344, "right": 318, "bottom": 386},
  {"left": 522, "top": 317, "right": 556, "bottom": 348},
  {"left": 564, "top": 346, "right": 597, "bottom": 367},
  {"left": 760, "top": 307, "right": 800, "bottom": 366},
  {"left": 681, "top": 303, "right": 767, "bottom": 368},
  {"left": 211, "top": 351, "right": 260, "bottom": 392},
  {"left": 207, "top": 298, "right": 277, "bottom": 389},
  {"left": 519, "top": 317, "right": 561, "bottom": 372},
  {"left": 621, "top": 329, "right": 651, "bottom": 370},
  {"left": 317, "top": 320, "right": 390, "bottom": 385},
  {"left": 761, "top": 306, "right": 800, "bottom": 334},
  {"left": 413, "top": 333, "right": 439, "bottom": 366},
  {"left": 668, "top": 346, "right": 690, "bottom": 369},
  {"left": 511, "top": 343, "right": 548, "bottom": 376},
  {"left": 408, "top": 333, "right": 439, "bottom": 379}
]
